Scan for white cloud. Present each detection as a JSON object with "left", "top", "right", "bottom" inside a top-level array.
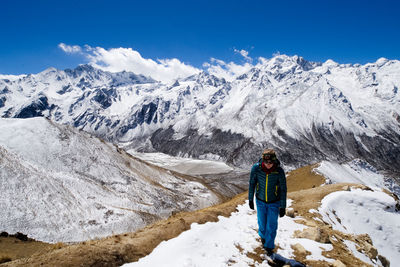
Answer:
[
  {"left": 234, "top": 49, "right": 252, "bottom": 62},
  {"left": 272, "top": 51, "right": 281, "bottom": 57},
  {"left": 58, "top": 43, "right": 200, "bottom": 83},
  {"left": 204, "top": 58, "right": 254, "bottom": 81},
  {"left": 58, "top": 44, "right": 271, "bottom": 83},
  {"left": 202, "top": 49, "right": 255, "bottom": 81},
  {"left": 58, "top": 43, "right": 82, "bottom": 54}
]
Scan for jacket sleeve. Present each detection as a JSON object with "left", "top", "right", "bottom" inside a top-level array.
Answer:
[
  {"left": 279, "top": 168, "right": 287, "bottom": 209},
  {"left": 248, "top": 164, "right": 257, "bottom": 201}
]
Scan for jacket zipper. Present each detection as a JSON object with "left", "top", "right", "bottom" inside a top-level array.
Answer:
[{"left": 265, "top": 174, "right": 268, "bottom": 202}]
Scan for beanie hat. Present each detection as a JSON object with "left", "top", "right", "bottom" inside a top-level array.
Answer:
[{"left": 262, "top": 148, "right": 277, "bottom": 161}]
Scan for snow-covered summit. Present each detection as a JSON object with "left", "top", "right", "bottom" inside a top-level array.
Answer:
[
  {"left": 256, "top": 55, "right": 321, "bottom": 73},
  {"left": 1, "top": 56, "right": 400, "bottom": 175}
]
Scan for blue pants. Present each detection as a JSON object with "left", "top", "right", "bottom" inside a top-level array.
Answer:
[{"left": 256, "top": 199, "right": 280, "bottom": 249}]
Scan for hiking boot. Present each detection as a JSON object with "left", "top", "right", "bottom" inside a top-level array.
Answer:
[{"left": 265, "top": 248, "right": 274, "bottom": 256}]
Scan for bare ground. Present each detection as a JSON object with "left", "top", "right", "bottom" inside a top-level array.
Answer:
[
  {"left": 1, "top": 164, "right": 390, "bottom": 266},
  {"left": 0, "top": 237, "right": 53, "bottom": 264}
]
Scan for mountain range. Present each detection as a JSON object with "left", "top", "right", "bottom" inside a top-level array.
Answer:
[
  {"left": 1, "top": 55, "right": 399, "bottom": 177},
  {"left": 1, "top": 55, "right": 400, "bottom": 266}
]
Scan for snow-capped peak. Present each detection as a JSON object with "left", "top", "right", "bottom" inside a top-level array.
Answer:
[
  {"left": 1, "top": 55, "right": 399, "bottom": 175},
  {"left": 323, "top": 59, "right": 339, "bottom": 67}
]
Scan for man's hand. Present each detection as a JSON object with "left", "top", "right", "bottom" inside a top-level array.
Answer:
[
  {"left": 279, "top": 208, "right": 285, "bottom": 217},
  {"left": 249, "top": 200, "right": 254, "bottom": 210}
]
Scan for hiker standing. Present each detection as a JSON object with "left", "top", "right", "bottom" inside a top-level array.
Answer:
[{"left": 248, "top": 149, "right": 287, "bottom": 256}]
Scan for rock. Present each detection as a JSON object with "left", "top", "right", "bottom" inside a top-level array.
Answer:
[
  {"left": 355, "top": 234, "right": 372, "bottom": 245},
  {"left": 291, "top": 243, "right": 307, "bottom": 254},
  {"left": 356, "top": 242, "right": 378, "bottom": 260},
  {"left": 364, "top": 243, "right": 378, "bottom": 260},
  {"left": 15, "top": 232, "right": 28, "bottom": 241},
  {"left": 329, "top": 234, "right": 340, "bottom": 244},
  {"left": 342, "top": 185, "right": 351, "bottom": 191},
  {"left": 378, "top": 254, "right": 390, "bottom": 267},
  {"left": 286, "top": 208, "right": 295, "bottom": 218},
  {"left": 355, "top": 233, "right": 378, "bottom": 261},
  {"left": 15, "top": 95, "right": 50, "bottom": 118},
  {"left": 0, "top": 231, "right": 9, "bottom": 237},
  {"left": 303, "top": 219, "right": 318, "bottom": 227},
  {"left": 360, "top": 185, "right": 373, "bottom": 191},
  {"left": 294, "top": 227, "right": 330, "bottom": 243},
  {"left": 332, "top": 259, "right": 346, "bottom": 267}
]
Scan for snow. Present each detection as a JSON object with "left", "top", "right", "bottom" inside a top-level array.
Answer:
[
  {"left": 294, "top": 239, "right": 333, "bottom": 262},
  {"left": 0, "top": 117, "right": 220, "bottom": 243},
  {"left": 122, "top": 187, "right": 400, "bottom": 267},
  {"left": 128, "top": 151, "right": 233, "bottom": 175},
  {"left": 123, "top": 200, "right": 334, "bottom": 267},
  {"left": 316, "top": 160, "right": 388, "bottom": 189},
  {"left": 0, "top": 74, "right": 26, "bottom": 80},
  {"left": 2, "top": 55, "right": 399, "bottom": 152},
  {"left": 343, "top": 240, "right": 375, "bottom": 266},
  {"left": 319, "top": 188, "right": 400, "bottom": 264}
]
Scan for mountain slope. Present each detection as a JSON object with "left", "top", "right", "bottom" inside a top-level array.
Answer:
[
  {"left": 5, "top": 165, "right": 398, "bottom": 267},
  {"left": 0, "top": 117, "right": 222, "bottom": 242}
]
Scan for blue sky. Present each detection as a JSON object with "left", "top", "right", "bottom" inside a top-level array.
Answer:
[{"left": 1, "top": 0, "right": 399, "bottom": 75}]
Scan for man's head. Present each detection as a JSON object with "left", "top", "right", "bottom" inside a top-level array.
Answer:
[{"left": 262, "top": 149, "right": 277, "bottom": 168}]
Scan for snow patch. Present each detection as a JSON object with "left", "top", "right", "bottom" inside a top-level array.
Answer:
[
  {"left": 343, "top": 240, "right": 375, "bottom": 266},
  {"left": 319, "top": 189, "right": 400, "bottom": 264},
  {"left": 316, "top": 160, "right": 387, "bottom": 189},
  {"left": 128, "top": 151, "right": 233, "bottom": 175},
  {"left": 123, "top": 199, "right": 335, "bottom": 266}
]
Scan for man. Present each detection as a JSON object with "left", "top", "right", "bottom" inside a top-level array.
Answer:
[{"left": 248, "top": 148, "right": 287, "bottom": 256}]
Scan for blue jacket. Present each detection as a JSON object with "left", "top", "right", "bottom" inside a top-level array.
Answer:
[{"left": 248, "top": 159, "right": 287, "bottom": 209}]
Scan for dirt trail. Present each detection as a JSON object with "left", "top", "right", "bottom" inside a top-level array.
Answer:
[{"left": 1, "top": 164, "right": 387, "bottom": 266}]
